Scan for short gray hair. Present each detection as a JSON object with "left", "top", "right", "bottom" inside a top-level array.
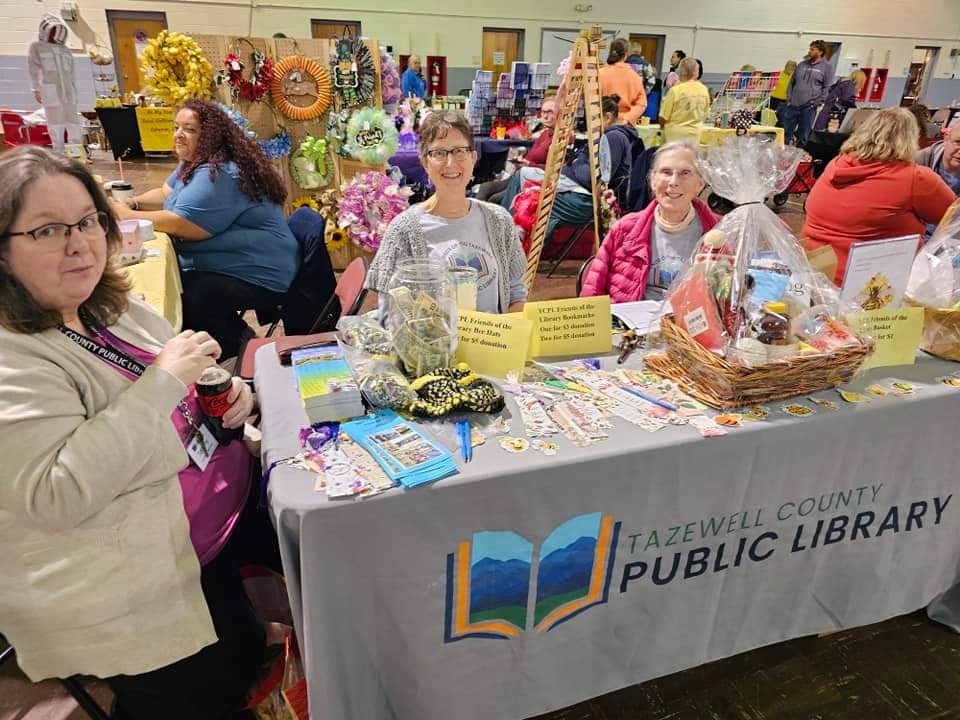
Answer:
[
  {"left": 649, "top": 141, "right": 704, "bottom": 187},
  {"left": 678, "top": 57, "right": 699, "bottom": 80}
]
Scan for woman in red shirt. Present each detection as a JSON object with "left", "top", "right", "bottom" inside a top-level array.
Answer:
[{"left": 802, "top": 106, "right": 955, "bottom": 284}]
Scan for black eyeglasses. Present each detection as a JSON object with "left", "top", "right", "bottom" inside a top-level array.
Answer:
[
  {"left": 425, "top": 147, "right": 472, "bottom": 163},
  {"left": 5, "top": 211, "right": 110, "bottom": 248}
]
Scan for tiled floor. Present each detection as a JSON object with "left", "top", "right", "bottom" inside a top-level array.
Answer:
[{"left": 7, "top": 156, "right": 926, "bottom": 720}]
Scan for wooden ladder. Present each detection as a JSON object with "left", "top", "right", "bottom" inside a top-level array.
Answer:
[{"left": 523, "top": 26, "right": 605, "bottom": 291}]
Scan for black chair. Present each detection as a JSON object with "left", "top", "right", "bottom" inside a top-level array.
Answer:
[
  {"left": 576, "top": 253, "right": 596, "bottom": 296},
  {"left": 0, "top": 642, "right": 110, "bottom": 720}
]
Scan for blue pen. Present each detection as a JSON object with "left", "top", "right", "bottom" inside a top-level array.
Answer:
[
  {"left": 464, "top": 420, "right": 473, "bottom": 463},
  {"left": 620, "top": 385, "right": 677, "bottom": 412},
  {"left": 456, "top": 420, "right": 470, "bottom": 463}
]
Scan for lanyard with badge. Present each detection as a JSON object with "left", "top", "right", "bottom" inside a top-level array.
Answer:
[{"left": 59, "top": 316, "right": 218, "bottom": 470}]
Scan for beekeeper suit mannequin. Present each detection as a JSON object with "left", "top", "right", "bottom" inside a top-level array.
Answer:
[{"left": 27, "top": 14, "right": 80, "bottom": 152}]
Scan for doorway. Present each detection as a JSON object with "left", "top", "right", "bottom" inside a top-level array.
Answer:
[
  {"left": 901, "top": 46, "right": 940, "bottom": 106},
  {"left": 311, "top": 19, "right": 361, "bottom": 39},
  {"left": 627, "top": 34, "right": 665, "bottom": 75},
  {"left": 106, "top": 10, "right": 167, "bottom": 95},
  {"left": 482, "top": 28, "right": 524, "bottom": 77}
]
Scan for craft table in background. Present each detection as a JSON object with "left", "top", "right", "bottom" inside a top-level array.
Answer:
[
  {"left": 639, "top": 123, "right": 784, "bottom": 147},
  {"left": 256, "top": 344, "right": 960, "bottom": 720},
  {"left": 124, "top": 232, "right": 182, "bottom": 331}
]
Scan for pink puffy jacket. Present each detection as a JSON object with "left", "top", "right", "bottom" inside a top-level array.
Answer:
[{"left": 579, "top": 198, "right": 718, "bottom": 302}]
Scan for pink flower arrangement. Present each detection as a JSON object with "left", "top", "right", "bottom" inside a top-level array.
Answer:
[{"left": 337, "top": 172, "right": 413, "bottom": 251}]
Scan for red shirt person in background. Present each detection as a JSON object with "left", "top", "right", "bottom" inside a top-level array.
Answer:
[
  {"left": 802, "top": 107, "right": 955, "bottom": 284},
  {"left": 474, "top": 98, "right": 557, "bottom": 204}
]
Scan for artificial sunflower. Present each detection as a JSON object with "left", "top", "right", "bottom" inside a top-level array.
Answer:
[
  {"left": 326, "top": 226, "right": 349, "bottom": 253},
  {"left": 291, "top": 195, "right": 320, "bottom": 212}
]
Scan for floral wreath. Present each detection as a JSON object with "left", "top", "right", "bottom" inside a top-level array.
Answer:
[
  {"left": 258, "top": 130, "right": 292, "bottom": 160},
  {"left": 329, "top": 35, "right": 376, "bottom": 107},
  {"left": 216, "top": 43, "right": 273, "bottom": 102},
  {"left": 140, "top": 31, "right": 213, "bottom": 106},
  {"left": 290, "top": 136, "right": 332, "bottom": 189},
  {"left": 271, "top": 56, "right": 332, "bottom": 121},
  {"left": 336, "top": 171, "right": 412, "bottom": 251},
  {"left": 326, "top": 108, "right": 351, "bottom": 157},
  {"left": 346, "top": 107, "right": 398, "bottom": 166}
]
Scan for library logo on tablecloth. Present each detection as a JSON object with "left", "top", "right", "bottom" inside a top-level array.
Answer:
[{"left": 443, "top": 512, "right": 621, "bottom": 642}]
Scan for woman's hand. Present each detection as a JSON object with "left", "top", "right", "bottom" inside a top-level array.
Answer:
[
  {"left": 155, "top": 330, "right": 221, "bottom": 386},
  {"left": 222, "top": 378, "right": 254, "bottom": 429},
  {"left": 109, "top": 198, "right": 134, "bottom": 220}
]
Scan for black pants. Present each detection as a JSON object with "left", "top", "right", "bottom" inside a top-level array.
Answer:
[
  {"left": 106, "top": 484, "right": 280, "bottom": 719},
  {"left": 474, "top": 177, "right": 511, "bottom": 205},
  {"left": 181, "top": 271, "right": 284, "bottom": 358}
]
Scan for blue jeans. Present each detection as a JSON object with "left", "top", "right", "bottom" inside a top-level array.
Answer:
[{"left": 781, "top": 104, "right": 817, "bottom": 147}]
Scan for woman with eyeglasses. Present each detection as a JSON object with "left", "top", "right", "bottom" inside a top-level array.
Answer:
[
  {"left": 0, "top": 146, "right": 272, "bottom": 719},
  {"left": 367, "top": 110, "right": 528, "bottom": 314}
]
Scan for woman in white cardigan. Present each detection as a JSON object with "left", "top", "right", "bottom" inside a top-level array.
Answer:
[{"left": 0, "top": 146, "right": 264, "bottom": 719}]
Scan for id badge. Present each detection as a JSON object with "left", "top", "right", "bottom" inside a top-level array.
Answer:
[{"left": 185, "top": 423, "right": 217, "bottom": 471}]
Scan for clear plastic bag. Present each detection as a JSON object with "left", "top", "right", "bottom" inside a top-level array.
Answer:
[
  {"left": 337, "top": 315, "right": 417, "bottom": 410},
  {"left": 666, "top": 136, "right": 866, "bottom": 365},
  {"left": 906, "top": 199, "right": 960, "bottom": 309},
  {"left": 905, "top": 199, "right": 960, "bottom": 360}
]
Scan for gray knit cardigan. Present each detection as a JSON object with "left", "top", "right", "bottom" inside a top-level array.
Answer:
[{"left": 365, "top": 200, "right": 526, "bottom": 313}]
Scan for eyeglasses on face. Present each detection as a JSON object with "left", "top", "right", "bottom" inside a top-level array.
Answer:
[
  {"left": 425, "top": 147, "right": 472, "bottom": 162},
  {"left": 5, "top": 211, "right": 110, "bottom": 246}
]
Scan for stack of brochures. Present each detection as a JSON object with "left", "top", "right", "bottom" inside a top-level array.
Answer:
[
  {"left": 291, "top": 344, "right": 364, "bottom": 423},
  {"left": 342, "top": 411, "right": 458, "bottom": 488}
]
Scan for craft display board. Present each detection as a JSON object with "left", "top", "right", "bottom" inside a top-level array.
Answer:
[{"left": 189, "top": 33, "right": 383, "bottom": 266}]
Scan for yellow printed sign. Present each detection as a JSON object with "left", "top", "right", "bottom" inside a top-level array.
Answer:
[
  {"left": 455, "top": 311, "right": 532, "bottom": 379},
  {"left": 135, "top": 106, "right": 174, "bottom": 152},
  {"left": 523, "top": 295, "right": 612, "bottom": 358},
  {"left": 846, "top": 308, "right": 923, "bottom": 371}
]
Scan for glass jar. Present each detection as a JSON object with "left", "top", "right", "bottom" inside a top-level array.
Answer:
[{"left": 385, "top": 258, "right": 458, "bottom": 377}]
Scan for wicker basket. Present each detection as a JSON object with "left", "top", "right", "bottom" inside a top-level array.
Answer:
[
  {"left": 904, "top": 297, "right": 960, "bottom": 362},
  {"left": 644, "top": 316, "right": 874, "bottom": 409}
]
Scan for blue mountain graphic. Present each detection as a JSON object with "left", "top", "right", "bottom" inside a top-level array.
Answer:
[
  {"left": 469, "top": 557, "right": 531, "bottom": 614},
  {"left": 536, "top": 536, "right": 597, "bottom": 602}
]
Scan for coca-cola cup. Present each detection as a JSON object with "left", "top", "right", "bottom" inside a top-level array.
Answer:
[{"left": 196, "top": 366, "right": 242, "bottom": 446}]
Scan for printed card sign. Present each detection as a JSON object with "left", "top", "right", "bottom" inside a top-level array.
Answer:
[
  {"left": 134, "top": 106, "right": 174, "bottom": 152},
  {"left": 840, "top": 236, "right": 919, "bottom": 311},
  {"left": 846, "top": 307, "right": 923, "bottom": 370},
  {"left": 455, "top": 310, "right": 532, "bottom": 378},
  {"left": 523, "top": 296, "right": 613, "bottom": 359}
]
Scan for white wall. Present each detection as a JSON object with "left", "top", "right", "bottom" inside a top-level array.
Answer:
[{"left": 1, "top": 0, "right": 959, "bottom": 107}]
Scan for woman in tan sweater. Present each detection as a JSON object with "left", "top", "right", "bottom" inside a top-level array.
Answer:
[{"left": 0, "top": 146, "right": 265, "bottom": 719}]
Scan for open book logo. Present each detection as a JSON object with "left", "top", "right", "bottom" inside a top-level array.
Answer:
[{"left": 444, "top": 512, "right": 621, "bottom": 642}]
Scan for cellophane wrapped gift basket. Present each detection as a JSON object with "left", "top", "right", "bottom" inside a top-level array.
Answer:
[
  {"left": 905, "top": 199, "right": 960, "bottom": 361},
  {"left": 645, "top": 136, "right": 874, "bottom": 408}
]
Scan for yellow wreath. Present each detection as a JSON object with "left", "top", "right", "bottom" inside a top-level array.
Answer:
[
  {"left": 272, "top": 56, "right": 332, "bottom": 121},
  {"left": 139, "top": 31, "right": 213, "bottom": 106}
]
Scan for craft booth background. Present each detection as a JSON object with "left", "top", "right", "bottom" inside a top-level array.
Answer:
[{"left": 190, "top": 33, "right": 385, "bottom": 269}]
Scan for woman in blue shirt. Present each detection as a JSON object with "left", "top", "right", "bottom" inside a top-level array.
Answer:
[
  {"left": 111, "top": 100, "right": 299, "bottom": 357},
  {"left": 401, "top": 55, "right": 427, "bottom": 99}
]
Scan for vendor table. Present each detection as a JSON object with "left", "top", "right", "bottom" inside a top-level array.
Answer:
[
  {"left": 641, "top": 123, "right": 784, "bottom": 148},
  {"left": 257, "top": 347, "right": 960, "bottom": 720},
  {"left": 124, "top": 232, "right": 182, "bottom": 331}
]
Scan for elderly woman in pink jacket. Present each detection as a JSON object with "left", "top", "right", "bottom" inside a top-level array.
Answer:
[{"left": 580, "top": 141, "right": 718, "bottom": 302}]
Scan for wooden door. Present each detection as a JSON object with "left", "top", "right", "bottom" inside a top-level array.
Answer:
[
  {"left": 628, "top": 36, "right": 660, "bottom": 69},
  {"left": 482, "top": 29, "right": 523, "bottom": 76},
  {"left": 107, "top": 12, "right": 167, "bottom": 95},
  {"left": 312, "top": 20, "right": 360, "bottom": 39}
]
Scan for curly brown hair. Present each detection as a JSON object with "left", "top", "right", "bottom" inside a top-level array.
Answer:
[
  {"left": 177, "top": 99, "right": 287, "bottom": 205},
  {"left": 0, "top": 146, "right": 129, "bottom": 334}
]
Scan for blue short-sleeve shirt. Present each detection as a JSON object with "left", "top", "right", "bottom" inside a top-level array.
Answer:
[{"left": 164, "top": 162, "right": 299, "bottom": 292}]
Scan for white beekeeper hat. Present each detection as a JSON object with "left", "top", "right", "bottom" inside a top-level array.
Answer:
[{"left": 39, "top": 14, "right": 68, "bottom": 44}]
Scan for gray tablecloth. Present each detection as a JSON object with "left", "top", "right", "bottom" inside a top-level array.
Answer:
[{"left": 255, "top": 344, "right": 960, "bottom": 720}]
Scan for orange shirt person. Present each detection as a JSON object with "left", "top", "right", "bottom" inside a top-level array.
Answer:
[
  {"left": 802, "top": 107, "right": 955, "bottom": 284},
  {"left": 599, "top": 38, "right": 647, "bottom": 124}
]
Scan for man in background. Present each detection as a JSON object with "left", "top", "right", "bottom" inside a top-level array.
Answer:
[
  {"left": 916, "top": 126, "right": 960, "bottom": 234},
  {"left": 401, "top": 55, "right": 426, "bottom": 99},
  {"left": 658, "top": 57, "right": 711, "bottom": 143},
  {"left": 781, "top": 40, "right": 834, "bottom": 146},
  {"left": 664, "top": 49, "right": 686, "bottom": 92}
]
